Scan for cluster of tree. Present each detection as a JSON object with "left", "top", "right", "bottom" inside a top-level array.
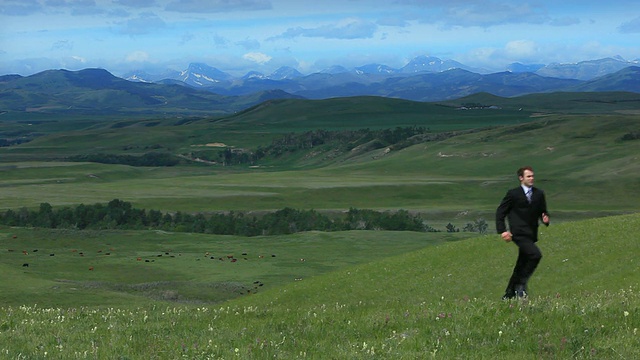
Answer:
[
  {"left": 446, "top": 218, "right": 489, "bottom": 234},
  {"left": 191, "top": 126, "right": 437, "bottom": 166},
  {"left": 0, "top": 131, "right": 34, "bottom": 147},
  {"left": 0, "top": 200, "right": 440, "bottom": 237},
  {"left": 68, "top": 152, "right": 181, "bottom": 166},
  {"left": 619, "top": 131, "right": 640, "bottom": 141}
]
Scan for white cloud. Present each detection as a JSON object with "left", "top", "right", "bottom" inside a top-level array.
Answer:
[
  {"left": 504, "top": 40, "right": 538, "bottom": 58},
  {"left": 273, "top": 18, "right": 378, "bottom": 40},
  {"left": 165, "top": 0, "right": 271, "bottom": 13},
  {"left": 126, "top": 51, "right": 150, "bottom": 62},
  {"left": 243, "top": 52, "right": 272, "bottom": 64},
  {"left": 71, "top": 55, "right": 86, "bottom": 63}
]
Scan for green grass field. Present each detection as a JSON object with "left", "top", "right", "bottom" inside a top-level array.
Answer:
[
  {"left": 0, "top": 227, "right": 467, "bottom": 307},
  {"left": 1, "top": 214, "right": 637, "bottom": 359},
  {"left": 0, "top": 92, "right": 639, "bottom": 358}
]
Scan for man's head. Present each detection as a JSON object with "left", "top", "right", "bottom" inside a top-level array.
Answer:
[{"left": 517, "top": 166, "right": 535, "bottom": 187}]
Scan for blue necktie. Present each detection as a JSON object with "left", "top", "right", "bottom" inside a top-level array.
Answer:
[{"left": 526, "top": 189, "right": 532, "bottom": 203}]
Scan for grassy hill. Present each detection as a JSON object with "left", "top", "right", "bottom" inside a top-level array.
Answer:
[
  {"left": 1, "top": 213, "right": 637, "bottom": 358},
  {"left": 1, "top": 113, "right": 637, "bottom": 226}
]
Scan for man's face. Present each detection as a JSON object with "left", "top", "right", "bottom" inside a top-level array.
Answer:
[{"left": 519, "top": 170, "right": 535, "bottom": 187}]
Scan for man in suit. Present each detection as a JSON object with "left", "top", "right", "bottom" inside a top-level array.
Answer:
[{"left": 496, "top": 166, "right": 550, "bottom": 299}]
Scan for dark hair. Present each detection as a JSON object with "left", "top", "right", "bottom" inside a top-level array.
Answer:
[{"left": 517, "top": 166, "right": 534, "bottom": 178}]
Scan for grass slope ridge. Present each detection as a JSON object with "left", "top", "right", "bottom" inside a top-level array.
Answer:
[{"left": 2, "top": 214, "right": 638, "bottom": 359}]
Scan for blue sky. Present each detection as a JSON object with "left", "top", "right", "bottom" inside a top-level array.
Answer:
[{"left": 1, "top": 0, "right": 639, "bottom": 76}]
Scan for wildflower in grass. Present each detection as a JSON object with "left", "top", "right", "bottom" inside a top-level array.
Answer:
[{"left": 624, "top": 311, "right": 629, "bottom": 317}]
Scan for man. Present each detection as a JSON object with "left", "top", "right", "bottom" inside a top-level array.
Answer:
[{"left": 496, "top": 166, "right": 550, "bottom": 299}]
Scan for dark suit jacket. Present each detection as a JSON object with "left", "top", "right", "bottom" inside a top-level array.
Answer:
[{"left": 496, "top": 186, "right": 549, "bottom": 242}]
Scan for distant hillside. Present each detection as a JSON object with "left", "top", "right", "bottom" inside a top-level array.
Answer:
[
  {"left": 567, "top": 66, "right": 640, "bottom": 92},
  {"left": 0, "top": 68, "right": 302, "bottom": 115}
]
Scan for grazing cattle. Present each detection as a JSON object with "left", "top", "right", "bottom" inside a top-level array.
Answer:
[
  {"left": 49, "top": 253, "right": 55, "bottom": 256},
  {"left": 22, "top": 263, "right": 29, "bottom": 267},
  {"left": 33, "top": 249, "right": 38, "bottom": 252},
  {"left": 89, "top": 267, "right": 94, "bottom": 271},
  {"left": 242, "top": 253, "right": 247, "bottom": 256},
  {"left": 136, "top": 257, "right": 142, "bottom": 261},
  {"left": 271, "top": 254, "right": 276, "bottom": 257},
  {"left": 259, "top": 255, "right": 264, "bottom": 258},
  {"left": 226, "top": 255, "right": 234, "bottom": 259},
  {"left": 300, "top": 258, "right": 305, "bottom": 262},
  {"left": 231, "top": 258, "right": 238, "bottom": 263},
  {"left": 12, "top": 235, "right": 17, "bottom": 239},
  {"left": 22, "top": 250, "right": 28, "bottom": 255},
  {"left": 145, "top": 260, "right": 150, "bottom": 262},
  {"left": 71, "top": 249, "right": 78, "bottom": 253},
  {"left": 105, "top": 253, "right": 110, "bottom": 256}
]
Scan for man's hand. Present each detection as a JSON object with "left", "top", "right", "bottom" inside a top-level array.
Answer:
[
  {"left": 542, "top": 213, "right": 550, "bottom": 225},
  {"left": 501, "top": 231, "right": 512, "bottom": 242}
]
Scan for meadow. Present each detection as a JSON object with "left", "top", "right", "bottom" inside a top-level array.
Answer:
[
  {"left": 0, "top": 93, "right": 639, "bottom": 358},
  {"left": 0, "top": 214, "right": 638, "bottom": 359}
]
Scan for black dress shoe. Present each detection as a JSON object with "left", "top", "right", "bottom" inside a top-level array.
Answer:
[
  {"left": 502, "top": 292, "right": 516, "bottom": 300},
  {"left": 501, "top": 291, "right": 516, "bottom": 300},
  {"left": 515, "top": 285, "right": 528, "bottom": 299}
]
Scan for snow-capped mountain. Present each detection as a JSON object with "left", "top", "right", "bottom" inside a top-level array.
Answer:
[
  {"left": 536, "top": 57, "right": 640, "bottom": 80},
  {"left": 268, "top": 66, "right": 304, "bottom": 80},
  {"left": 399, "top": 55, "right": 474, "bottom": 74},
  {"left": 242, "top": 71, "right": 267, "bottom": 80},
  {"left": 124, "top": 69, "right": 180, "bottom": 83},
  {"left": 178, "top": 63, "right": 233, "bottom": 87},
  {"left": 355, "top": 64, "right": 398, "bottom": 75}
]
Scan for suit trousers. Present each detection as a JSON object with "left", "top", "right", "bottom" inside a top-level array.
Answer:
[{"left": 505, "top": 237, "right": 542, "bottom": 293}]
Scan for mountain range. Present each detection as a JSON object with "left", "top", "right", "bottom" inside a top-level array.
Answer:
[
  {"left": 117, "top": 55, "right": 640, "bottom": 101},
  {"left": 124, "top": 55, "right": 638, "bottom": 85},
  {"left": 1, "top": 59, "right": 639, "bottom": 115}
]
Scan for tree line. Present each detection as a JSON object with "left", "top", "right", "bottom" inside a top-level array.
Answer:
[
  {"left": 190, "top": 126, "right": 447, "bottom": 166},
  {"left": 68, "top": 152, "right": 181, "bottom": 167},
  {"left": 0, "top": 199, "right": 442, "bottom": 237}
]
